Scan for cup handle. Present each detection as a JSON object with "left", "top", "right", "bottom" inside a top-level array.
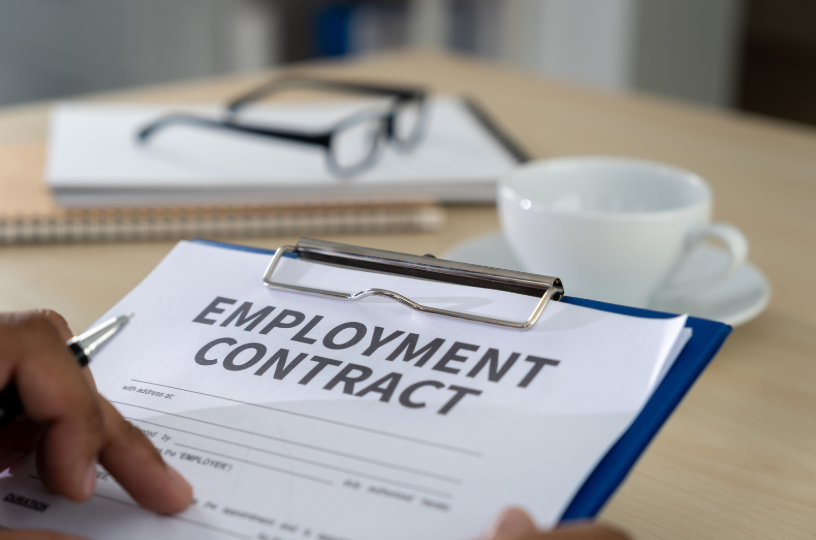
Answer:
[{"left": 656, "top": 222, "right": 749, "bottom": 299}]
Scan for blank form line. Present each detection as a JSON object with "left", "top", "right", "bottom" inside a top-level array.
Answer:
[
  {"left": 123, "top": 411, "right": 461, "bottom": 485},
  {"left": 93, "top": 494, "right": 252, "bottom": 540},
  {"left": 176, "top": 443, "right": 453, "bottom": 500},
  {"left": 164, "top": 445, "right": 334, "bottom": 486},
  {"left": 131, "top": 379, "right": 481, "bottom": 457}
]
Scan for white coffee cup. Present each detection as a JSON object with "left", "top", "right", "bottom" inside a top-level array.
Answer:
[{"left": 498, "top": 156, "right": 748, "bottom": 307}]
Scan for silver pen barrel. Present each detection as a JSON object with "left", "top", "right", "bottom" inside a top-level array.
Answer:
[{"left": 67, "top": 314, "right": 132, "bottom": 366}]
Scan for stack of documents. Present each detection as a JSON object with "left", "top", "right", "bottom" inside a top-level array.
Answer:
[
  {"left": 46, "top": 97, "right": 522, "bottom": 208},
  {"left": 0, "top": 241, "right": 712, "bottom": 540}
]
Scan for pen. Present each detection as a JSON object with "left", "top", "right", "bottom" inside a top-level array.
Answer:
[{"left": 0, "top": 314, "right": 132, "bottom": 429}]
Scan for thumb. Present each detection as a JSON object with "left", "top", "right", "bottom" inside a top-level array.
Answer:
[
  {"left": 484, "top": 507, "right": 537, "bottom": 540},
  {"left": 13, "top": 310, "right": 74, "bottom": 340}
]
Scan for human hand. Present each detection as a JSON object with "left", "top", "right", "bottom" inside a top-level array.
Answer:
[
  {"left": 0, "top": 310, "right": 193, "bottom": 539},
  {"left": 484, "top": 508, "right": 629, "bottom": 540}
]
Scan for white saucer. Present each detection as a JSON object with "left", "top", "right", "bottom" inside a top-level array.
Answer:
[{"left": 442, "top": 232, "right": 771, "bottom": 326}]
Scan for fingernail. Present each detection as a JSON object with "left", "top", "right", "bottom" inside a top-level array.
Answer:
[
  {"left": 84, "top": 460, "right": 97, "bottom": 498},
  {"left": 488, "top": 508, "right": 535, "bottom": 539},
  {"left": 166, "top": 464, "right": 192, "bottom": 492}
]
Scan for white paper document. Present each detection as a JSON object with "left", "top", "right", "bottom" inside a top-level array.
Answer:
[
  {"left": 0, "top": 242, "right": 688, "bottom": 540},
  {"left": 46, "top": 97, "right": 518, "bottom": 208}
]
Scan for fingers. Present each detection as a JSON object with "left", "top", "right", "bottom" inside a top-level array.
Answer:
[
  {"left": 0, "top": 311, "right": 70, "bottom": 470},
  {"left": 4, "top": 310, "right": 74, "bottom": 341},
  {"left": 0, "top": 310, "right": 192, "bottom": 516},
  {"left": 22, "top": 310, "right": 98, "bottom": 390},
  {"left": 96, "top": 398, "right": 193, "bottom": 514},
  {"left": 0, "top": 311, "right": 104, "bottom": 502},
  {"left": 0, "top": 417, "right": 44, "bottom": 471},
  {"left": 0, "top": 310, "right": 192, "bottom": 515},
  {"left": 34, "top": 310, "right": 74, "bottom": 341},
  {"left": 0, "top": 530, "right": 90, "bottom": 540},
  {"left": 527, "top": 523, "right": 629, "bottom": 540},
  {"left": 484, "top": 508, "right": 630, "bottom": 540},
  {"left": 528, "top": 524, "right": 629, "bottom": 540},
  {"left": 485, "top": 508, "right": 536, "bottom": 539}
]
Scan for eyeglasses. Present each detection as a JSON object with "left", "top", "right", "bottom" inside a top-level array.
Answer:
[{"left": 136, "top": 77, "right": 430, "bottom": 177}]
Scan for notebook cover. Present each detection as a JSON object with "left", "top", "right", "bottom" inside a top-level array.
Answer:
[
  {"left": 192, "top": 239, "right": 732, "bottom": 524},
  {"left": 46, "top": 97, "right": 518, "bottom": 208}
]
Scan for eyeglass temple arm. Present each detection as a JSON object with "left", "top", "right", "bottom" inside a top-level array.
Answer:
[
  {"left": 226, "top": 76, "right": 425, "bottom": 116},
  {"left": 136, "top": 114, "right": 331, "bottom": 148}
]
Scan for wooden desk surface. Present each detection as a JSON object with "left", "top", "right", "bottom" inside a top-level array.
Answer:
[{"left": 1, "top": 51, "right": 814, "bottom": 539}]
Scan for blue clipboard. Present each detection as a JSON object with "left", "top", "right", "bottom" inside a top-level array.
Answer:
[
  {"left": 558, "top": 297, "right": 730, "bottom": 520},
  {"left": 192, "top": 238, "right": 731, "bottom": 523}
]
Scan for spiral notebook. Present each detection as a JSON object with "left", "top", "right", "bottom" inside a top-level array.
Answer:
[{"left": 0, "top": 144, "right": 445, "bottom": 245}]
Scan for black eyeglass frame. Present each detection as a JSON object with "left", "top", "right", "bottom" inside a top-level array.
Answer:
[
  {"left": 137, "top": 108, "right": 390, "bottom": 177},
  {"left": 225, "top": 76, "right": 430, "bottom": 152},
  {"left": 136, "top": 77, "right": 430, "bottom": 178}
]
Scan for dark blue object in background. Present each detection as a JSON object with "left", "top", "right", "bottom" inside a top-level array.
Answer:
[{"left": 314, "top": 3, "right": 354, "bottom": 57}]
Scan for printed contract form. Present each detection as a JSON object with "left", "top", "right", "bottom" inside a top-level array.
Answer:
[{"left": 0, "top": 241, "right": 689, "bottom": 540}]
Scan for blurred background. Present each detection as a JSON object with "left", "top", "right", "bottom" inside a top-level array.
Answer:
[{"left": 0, "top": 0, "right": 814, "bottom": 127}]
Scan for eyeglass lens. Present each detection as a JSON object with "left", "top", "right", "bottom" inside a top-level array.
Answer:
[
  {"left": 393, "top": 98, "right": 427, "bottom": 148},
  {"left": 332, "top": 115, "right": 383, "bottom": 172}
]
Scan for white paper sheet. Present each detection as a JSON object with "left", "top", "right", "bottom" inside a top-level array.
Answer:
[
  {"left": 0, "top": 242, "right": 688, "bottom": 540},
  {"left": 46, "top": 97, "right": 518, "bottom": 207}
]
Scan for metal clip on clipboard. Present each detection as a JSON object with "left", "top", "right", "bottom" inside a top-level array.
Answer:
[{"left": 262, "top": 238, "right": 564, "bottom": 330}]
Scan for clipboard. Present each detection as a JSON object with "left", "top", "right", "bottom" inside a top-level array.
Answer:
[{"left": 192, "top": 237, "right": 732, "bottom": 523}]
